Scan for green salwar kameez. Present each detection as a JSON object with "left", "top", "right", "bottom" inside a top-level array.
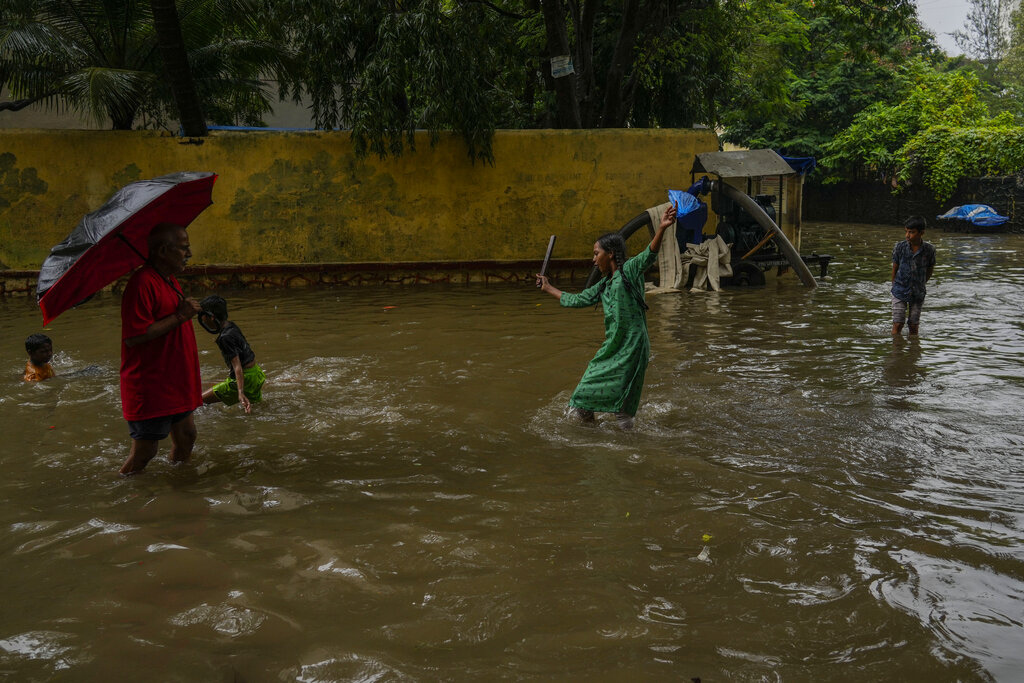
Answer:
[{"left": 559, "top": 245, "right": 658, "bottom": 416}]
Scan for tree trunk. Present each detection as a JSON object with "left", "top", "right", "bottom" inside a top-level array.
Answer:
[
  {"left": 540, "top": 0, "right": 581, "bottom": 128},
  {"left": 150, "top": 0, "right": 207, "bottom": 137},
  {"left": 575, "top": 0, "right": 599, "bottom": 126},
  {"left": 599, "top": 0, "right": 643, "bottom": 127}
]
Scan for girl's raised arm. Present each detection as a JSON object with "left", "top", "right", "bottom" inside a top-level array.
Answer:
[{"left": 649, "top": 204, "right": 678, "bottom": 254}]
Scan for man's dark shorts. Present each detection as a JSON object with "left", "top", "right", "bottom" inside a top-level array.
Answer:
[{"left": 127, "top": 410, "right": 193, "bottom": 441}]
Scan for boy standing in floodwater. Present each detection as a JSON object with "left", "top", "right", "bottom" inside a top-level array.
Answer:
[
  {"left": 891, "top": 215, "right": 936, "bottom": 337},
  {"left": 23, "top": 333, "right": 55, "bottom": 382},
  {"left": 198, "top": 295, "right": 265, "bottom": 414}
]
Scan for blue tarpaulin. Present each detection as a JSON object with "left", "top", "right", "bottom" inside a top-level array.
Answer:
[
  {"left": 937, "top": 204, "right": 1009, "bottom": 227},
  {"left": 781, "top": 156, "right": 816, "bottom": 175}
]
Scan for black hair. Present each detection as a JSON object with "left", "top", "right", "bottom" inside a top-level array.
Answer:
[
  {"left": 904, "top": 215, "right": 927, "bottom": 232},
  {"left": 597, "top": 232, "right": 627, "bottom": 268},
  {"left": 200, "top": 295, "right": 228, "bottom": 323},
  {"left": 25, "top": 333, "right": 52, "bottom": 353},
  {"left": 594, "top": 232, "right": 648, "bottom": 311}
]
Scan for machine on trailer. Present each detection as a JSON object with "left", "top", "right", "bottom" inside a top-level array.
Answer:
[
  {"left": 585, "top": 149, "right": 831, "bottom": 289},
  {"left": 694, "top": 149, "right": 830, "bottom": 288}
]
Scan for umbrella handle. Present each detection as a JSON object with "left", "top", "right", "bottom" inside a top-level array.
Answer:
[{"left": 197, "top": 312, "right": 220, "bottom": 334}]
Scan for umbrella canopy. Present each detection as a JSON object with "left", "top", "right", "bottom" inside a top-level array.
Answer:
[{"left": 37, "top": 172, "right": 217, "bottom": 325}]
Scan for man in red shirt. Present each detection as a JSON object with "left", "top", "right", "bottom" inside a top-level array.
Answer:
[{"left": 119, "top": 223, "right": 203, "bottom": 475}]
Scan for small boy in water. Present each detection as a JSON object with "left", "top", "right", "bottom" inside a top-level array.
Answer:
[
  {"left": 891, "top": 215, "right": 936, "bottom": 337},
  {"left": 23, "top": 333, "right": 55, "bottom": 382},
  {"left": 198, "top": 295, "right": 265, "bottom": 413}
]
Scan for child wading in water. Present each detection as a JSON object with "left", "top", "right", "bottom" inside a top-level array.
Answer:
[
  {"left": 536, "top": 204, "right": 677, "bottom": 428},
  {"left": 23, "top": 333, "right": 55, "bottom": 382},
  {"left": 198, "top": 296, "right": 265, "bottom": 413}
]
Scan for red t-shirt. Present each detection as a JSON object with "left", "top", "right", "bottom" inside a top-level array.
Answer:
[{"left": 120, "top": 266, "right": 202, "bottom": 420}]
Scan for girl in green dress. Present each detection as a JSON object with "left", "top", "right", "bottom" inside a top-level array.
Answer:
[{"left": 536, "top": 204, "right": 677, "bottom": 428}]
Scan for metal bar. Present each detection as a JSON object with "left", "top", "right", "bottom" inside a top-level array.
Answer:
[
  {"left": 741, "top": 231, "right": 775, "bottom": 260},
  {"left": 538, "top": 235, "right": 557, "bottom": 286}
]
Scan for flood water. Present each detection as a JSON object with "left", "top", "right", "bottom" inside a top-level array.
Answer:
[{"left": 2, "top": 221, "right": 1023, "bottom": 681}]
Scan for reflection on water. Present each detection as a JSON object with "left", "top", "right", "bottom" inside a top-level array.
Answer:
[
  {"left": 883, "top": 337, "right": 925, "bottom": 395},
  {"left": 1, "top": 222, "right": 1023, "bottom": 680}
]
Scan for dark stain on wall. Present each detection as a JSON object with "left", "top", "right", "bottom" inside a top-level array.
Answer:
[
  {"left": 0, "top": 152, "right": 48, "bottom": 209},
  {"left": 111, "top": 164, "right": 143, "bottom": 192},
  {"left": 229, "top": 151, "right": 399, "bottom": 262},
  {"left": 0, "top": 153, "right": 50, "bottom": 268}
]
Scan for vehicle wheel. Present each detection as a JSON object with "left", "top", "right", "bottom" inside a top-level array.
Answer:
[{"left": 731, "top": 260, "right": 765, "bottom": 287}]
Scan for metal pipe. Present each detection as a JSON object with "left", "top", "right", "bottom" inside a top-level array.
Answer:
[{"left": 714, "top": 181, "right": 817, "bottom": 288}]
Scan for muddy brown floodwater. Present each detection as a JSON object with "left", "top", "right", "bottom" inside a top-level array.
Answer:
[{"left": 2, "top": 222, "right": 1023, "bottom": 681}]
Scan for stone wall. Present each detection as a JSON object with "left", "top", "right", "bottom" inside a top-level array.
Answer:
[
  {"left": 804, "top": 175, "right": 1022, "bottom": 232},
  {"left": 0, "top": 259, "right": 593, "bottom": 297}
]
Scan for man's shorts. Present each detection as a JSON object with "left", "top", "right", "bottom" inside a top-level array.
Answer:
[
  {"left": 210, "top": 364, "right": 266, "bottom": 406},
  {"left": 892, "top": 295, "right": 923, "bottom": 325},
  {"left": 127, "top": 410, "right": 193, "bottom": 441}
]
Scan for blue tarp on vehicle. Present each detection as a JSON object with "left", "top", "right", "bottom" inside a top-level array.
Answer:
[
  {"left": 781, "top": 156, "right": 816, "bottom": 175},
  {"left": 937, "top": 204, "right": 1009, "bottom": 227}
]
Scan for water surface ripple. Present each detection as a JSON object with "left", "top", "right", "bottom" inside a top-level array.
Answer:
[{"left": 2, "top": 222, "right": 1022, "bottom": 681}]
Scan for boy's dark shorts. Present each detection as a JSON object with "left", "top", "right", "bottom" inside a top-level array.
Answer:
[{"left": 127, "top": 410, "right": 193, "bottom": 441}]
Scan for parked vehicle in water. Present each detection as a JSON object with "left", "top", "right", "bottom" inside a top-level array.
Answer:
[{"left": 936, "top": 204, "right": 1009, "bottom": 233}]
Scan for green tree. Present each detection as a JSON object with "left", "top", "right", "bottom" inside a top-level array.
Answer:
[
  {"left": 721, "top": 0, "right": 930, "bottom": 158},
  {"left": 820, "top": 65, "right": 1019, "bottom": 200},
  {"left": 998, "top": 5, "right": 1024, "bottom": 116},
  {"left": 953, "top": 0, "right": 1013, "bottom": 65},
  {"left": 263, "top": 1, "right": 510, "bottom": 162},
  {"left": 534, "top": 0, "right": 719, "bottom": 128},
  {"left": 263, "top": 0, "right": 797, "bottom": 160},
  {"left": 0, "top": 0, "right": 292, "bottom": 130},
  {"left": 1004, "top": 5, "right": 1024, "bottom": 74},
  {"left": 548, "top": 0, "right": 805, "bottom": 131},
  {"left": 898, "top": 119, "right": 1022, "bottom": 200},
  {"left": 820, "top": 66, "right": 990, "bottom": 179}
]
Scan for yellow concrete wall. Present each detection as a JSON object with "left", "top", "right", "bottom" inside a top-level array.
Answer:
[{"left": 0, "top": 128, "right": 718, "bottom": 270}]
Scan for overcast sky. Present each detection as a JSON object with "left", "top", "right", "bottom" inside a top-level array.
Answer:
[{"left": 916, "top": 0, "right": 972, "bottom": 54}]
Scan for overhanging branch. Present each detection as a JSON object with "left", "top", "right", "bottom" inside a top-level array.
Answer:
[{"left": 0, "top": 93, "right": 59, "bottom": 112}]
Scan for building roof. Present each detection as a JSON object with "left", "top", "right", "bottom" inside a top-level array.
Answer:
[{"left": 691, "top": 149, "right": 795, "bottom": 178}]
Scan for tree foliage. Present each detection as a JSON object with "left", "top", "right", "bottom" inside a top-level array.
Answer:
[
  {"left": 262, "top": 0, "right": 756, "bottom": 161},
  {"left": 533, "top": 0, "right": 719, "bottom": 128},
  {"left": 0, "top": 0, "right": 292, "bottom": 129},
  {"left": 720, "top": 0, "right": 932, "bottom": 158},
  {"left": 258, "top": 0, "right": 881, "bottom": 161},
  {"left": 899, "top": 120, "right": 1023, "bottom": 200},
  {"left": 953, "top": 0, "right": 1013, "bottom": 64},
  {"left": 260, "top": 1, "right": 511, "bottom": 162},
  {"left": 820, "top": 66, "right": 1022, "bottom": 200},
  {"left": 996, "top": 4, "right": 1024, "bottom": 117}
]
